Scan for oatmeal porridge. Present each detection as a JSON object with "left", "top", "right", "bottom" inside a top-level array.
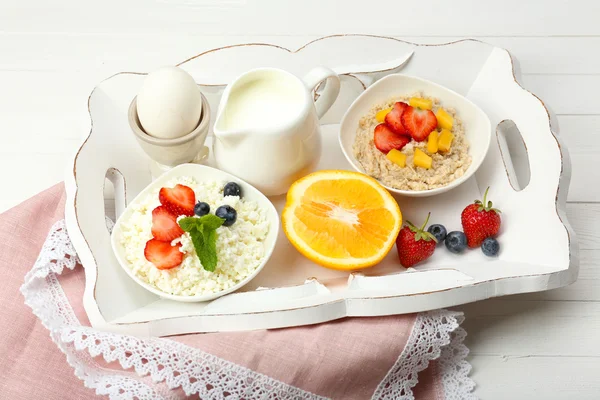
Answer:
[{"left": 353, "top": 93, "right": 472, "bottom": 191}]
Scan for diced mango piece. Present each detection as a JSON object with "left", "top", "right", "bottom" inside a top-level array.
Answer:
[
  {"left": 375, "top": 107, "right": 392, "bottom": 123},
  {"left": 386, "top": 149, "right": 407, "bottom": 168},
  {"left": 409, "top": 97, "right": 433, "bottom": 110},
  {"left": 438, "top": 129, "right": 454, "bottom": 153},
  {"left": 427, "top": 130, "right": 439, "bottom": 154},
  {"left": 436, "top": 108, "right": 454, "bottom": 130},
  {"left": 414, "top": 148, "right": 432, "bottom": 169}
]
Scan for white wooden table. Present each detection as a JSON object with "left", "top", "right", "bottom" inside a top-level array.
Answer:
[{"left": 1, "top": 1, "right": 599, "bottom": 398}]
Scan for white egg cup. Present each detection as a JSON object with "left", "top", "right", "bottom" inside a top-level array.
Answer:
[{"left": 128, "top": 93, "right": 210, "bottom": 178}]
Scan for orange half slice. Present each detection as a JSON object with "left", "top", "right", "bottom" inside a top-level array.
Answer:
[{"left": 282, "top": 170, "right": 402, "bottom": 270}]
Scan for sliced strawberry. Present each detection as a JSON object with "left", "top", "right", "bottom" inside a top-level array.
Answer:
[
  {"left": 144, "top": 239, "right": 183, "bottom": 270},
  {"left": 373, "top": 123, "right": 411, "bottom": 154},
  {"left": 159, "top": 184, "right": 196, "bottom": 216},
  {"left": 384, "top": 102, "right": 410, "bottom": 136},
  {"left": 401, "top": 106, "right": 438, "bottom": 142},
  {"left": 151, "top": 206, "right": 184, "bottom": 241}
]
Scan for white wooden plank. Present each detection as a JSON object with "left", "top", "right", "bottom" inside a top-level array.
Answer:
[
  {"left": 558, "top": 116, "right": 600, "bottom": 151},
  {"left": 509, "top": 251, "right": 600, "bottom": 302},
  {"left": 519, "top": 74, "right": 600, "bottom": 115},
  {"left": 3, "top": 35, "right": 600, "bottom": 75},
  {"left": 372, "top": 36, "right": 600, "bottom": 76},
  {"left": 469, "top": 37, "right": 600, "bottom": 75},
  {"left": 0, "top": 34, "right": 308, "bottom": 74},
  {"left": 0, "top": 153, "right": 70, "bottom": 213},
  {"left": 0, "top": 71, "right": 88, "bottom": 212},
  {"left": 0, "top": 71, "right": 93, "bottom": 114},
  {"left": 469, "top": 355, "right": 600, "bottom": 400},
  {"left": 556, "top": 116, "right": 600, "bottom": 202},
  {"left": 460, "top": 300, "right": 600, "bottom": 356},
  {"left": 566, "top": 203, "right": 600, "bottom": 250},
  {"left": 1, "top": 1, "right": 599, "bottom": 36}
]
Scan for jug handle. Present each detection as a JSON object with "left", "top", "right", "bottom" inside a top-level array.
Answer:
[{"left": 302, "top": 66, "right": 341, "bottom": 119}]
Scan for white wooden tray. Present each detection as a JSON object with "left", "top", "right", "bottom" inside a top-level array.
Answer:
[{"left": 65, "top": 35, "right": 578, "bottom": 336}]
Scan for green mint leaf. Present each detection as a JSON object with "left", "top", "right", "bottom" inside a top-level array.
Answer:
[
  {"left": 180, "top": 215, "right": 222, "bottom": 272},
  {"left": 198, "top": 228, "right": 218, "bottom": 272},
  {"left": 198, "top": 214, "right": 225, "bottom": 231},
  {"left": 188, "top": 227, "right": 205, "bottom": 260},
  {"left": 178, "top": 217, "right": 200, "bottom": 232}
]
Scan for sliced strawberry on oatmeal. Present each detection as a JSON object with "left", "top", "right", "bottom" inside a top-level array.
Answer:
[
  {"left": 144, "top": 239, "right": 183, "bottom": 270},
  {"left": 401, "top": 106, "right": 438, "bottom": 142},
  {"left": 159, "top": 184, "right": 196, "bottom": 216},
  {"left": 374, "top": 123, "right": 411, "bottom": 154},
  {"left": 151, "top": 205, "right": 184, "bottom": 242},
  {"left": 384, "top": 102, "right": 410, "bottom": 136}
]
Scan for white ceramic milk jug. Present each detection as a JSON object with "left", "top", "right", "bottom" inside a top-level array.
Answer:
[{"left": 212, "top": 67, "right": 341, "bottom": 196}]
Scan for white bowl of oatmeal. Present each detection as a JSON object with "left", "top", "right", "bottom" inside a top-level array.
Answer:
[
  {"left": 339, "top": 74, "right": 491, "bottom": 197},
  {"left": 110, "top": 163, "right": 279, "bottom": 302}
]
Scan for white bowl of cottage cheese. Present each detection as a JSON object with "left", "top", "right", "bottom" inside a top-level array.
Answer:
[
  {"left": 339, "top": 74, "right": 492, "bottom": 197},
  {"left": 110, "top": 163, "right": 279, "bottom": 302}
]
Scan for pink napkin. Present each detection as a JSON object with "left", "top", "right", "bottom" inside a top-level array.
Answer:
[{"left": 1, "top": 184, "right": 472, "bottom": 399}]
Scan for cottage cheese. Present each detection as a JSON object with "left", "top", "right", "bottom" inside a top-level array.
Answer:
[
  {"left": 353, "top": 93, "right": 472, "bottom": 191},
  {"left": 118, "top": 176, "right": 270, "bottom": 296}
]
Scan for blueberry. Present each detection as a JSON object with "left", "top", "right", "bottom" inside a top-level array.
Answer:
[
  {"left": 481, "top": 237, "right": 500, "bottom": 257},
  {"left": 223, "top": 182, "right": 242, "bottom": 198},
  {"left": 215, "top": 205, "right": 237, "bottom": 227},
  {"left": 194, "top": 202, "right": 210, "bottom": 217},
  {"left": 445, "top": 231, "right": 467, "bottom": 254},
  {"left": 427, "top": 224, "right": 447, "bottom": 243}
]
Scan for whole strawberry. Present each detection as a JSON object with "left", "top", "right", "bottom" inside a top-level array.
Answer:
[
  {"left": 461, "top": 187, "right": 501, "bottom": 248},
  {"left": 396, "top": 213, "right": 437, "bottom": 267}
]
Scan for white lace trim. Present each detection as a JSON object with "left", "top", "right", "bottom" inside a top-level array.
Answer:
[
  {"left": 372, "top": 310, "right": 474, "bottom": 399},
  {"left": 21, "top": 221, "right": 172, "bottom": 399},
  {"left": 21, "top": 219, "right": 474, "bottom": 400},
  {"left": 438, "top": 315, "right": 477, "bottom": 399},
  {"left": 61, "top": 326, "right": 328, "bottom": 399}
]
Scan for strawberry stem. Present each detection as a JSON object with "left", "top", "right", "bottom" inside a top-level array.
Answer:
[
  {"left": 420, "top": 212, "right": 431, "bottom": 232},
  {"left": 406, "top": 212, "right": 437, "bottom": 243},
  {"left": 483, "top": 186, "right": 490, "bottom": 205},
  {"left": 476, "top": 187, "right": 501, "bottom": 214}
]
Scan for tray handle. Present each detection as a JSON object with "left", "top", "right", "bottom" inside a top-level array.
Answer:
[
  {"left": 105, "top": 168, "right": 127, "bottom": 223},
  {"left": 496, "top": 119, "right": 531, "bottom": 191}
]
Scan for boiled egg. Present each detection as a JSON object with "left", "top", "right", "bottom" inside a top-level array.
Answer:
[{"left": 136, "top": 66, "right": 202, "bottom": 139}]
